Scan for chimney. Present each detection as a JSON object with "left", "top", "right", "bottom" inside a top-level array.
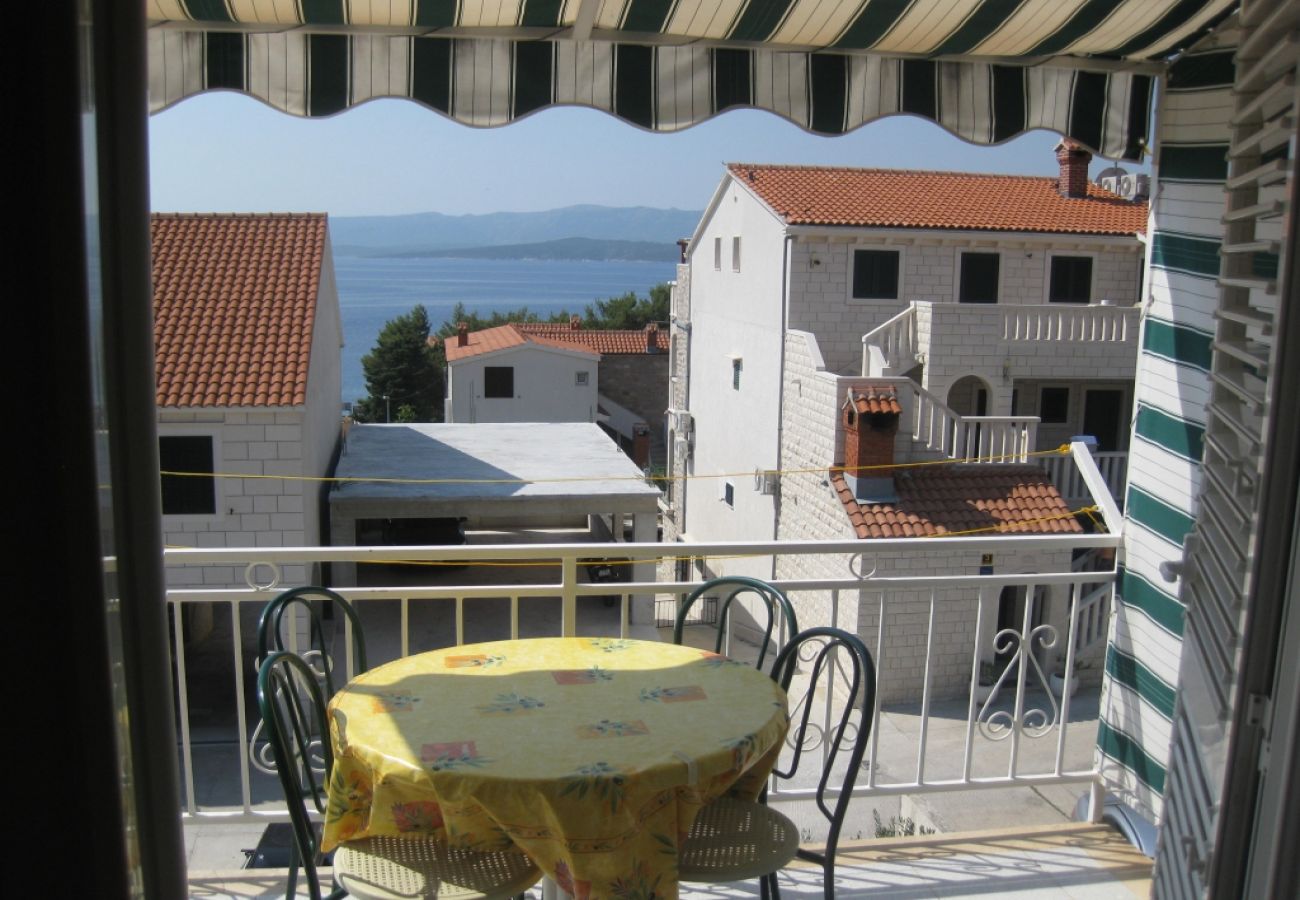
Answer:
[
  {"left": 841, "top": 387, "right": 900, "bottom": 503},
  {"left": 1055, "top": 138, "right": 1092, "bottom": 198},
  {"left": 676, "top": 238, "right": 690, "bottom": 263},
  {"left": 456, "top": 322, "right": 469, "bottom": 347},
  {"left": 645, "top": 322, "right": 659, "bottom": 352},
  {"left": 570, "top": 314, "right": 582, "bottom": 331},
  {"left": 632, "top": 423, "right": 650, "bottom": 469}
]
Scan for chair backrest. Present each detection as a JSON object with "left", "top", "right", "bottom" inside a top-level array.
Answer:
[
  {"left": 769, "top": 626, "right": 877, "bottom": 859},
  {"left": 256, "top": 651, "right": 337, "bottom": 900},
  {"left": 673, "top": 576, "right": 799, "bottom": 673},
  {"left": 257, "top": 585, "right": 367, "bottom": 696}
]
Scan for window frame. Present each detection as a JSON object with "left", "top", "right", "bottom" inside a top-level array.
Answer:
[
  {"left": 723, "top": 481, "right": 735, "bottom": 507},
  {"left": 713, "top": 236, "right": 721, "bottom": 271},
  {"left": 957, "top": 250, "right": 1002, "bottom": 304},
  {"left": 158, "top": 428, "right": 222, "bottom": 520},
  {"left": 575, "top": 370, "right": 589, "bottom": 386},
  {"left": 1047, "top": 252, "right": 1096, "bottom": 304},
  {"left": 483, "top": 365, "right": 515, "bottom": 399},
  {"left": 731, "top": 356, "right": 742, "bottom": 391},
  {"left": 731, "top": 236, "right": 741, "bottom": 273},
  {"left": 849, "top": 246, "right": 903, "bottom": 302}
]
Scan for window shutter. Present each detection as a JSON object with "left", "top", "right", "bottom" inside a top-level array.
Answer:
[{"left": 1154, "top": 4, "right": 1296, "bottom": 896}]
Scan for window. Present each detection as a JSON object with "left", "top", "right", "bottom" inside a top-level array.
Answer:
[
  {"left": 713, "top": 236, "right": 721, "bottom": 270},
  {"left": 484, "top": 366, "right": 514, "bottom": 398},
  {"left": 732, "top": 236, "right": 741, "bottom": 272},
  {"left": 959, "top": 252, "right": 1000, "bottom": 303},
  {"left": 1039, "top": 387, "right": 1071, "bottom": 423},
  {"left": 159, "top": 435, "right": 216, "bottom": 515},
  {"left": 732, "top": 357, "right": 742, "bottom": 390},
  {"left": 1050, "top": 255, "right": 1093, "bottom": 303},
  {"left": 575, "top": 371, "right": 589, "bottom": 386},
  {"left": 723, "top": 481, "right": 734, "bottom": 507},
  {"left": 851, "top": 249, "right": 901, "bottom": 299}
]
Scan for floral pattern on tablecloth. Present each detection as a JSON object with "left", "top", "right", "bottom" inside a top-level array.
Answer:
[{"left": 322, "top": 637, "right": 788, "bottom": 900}]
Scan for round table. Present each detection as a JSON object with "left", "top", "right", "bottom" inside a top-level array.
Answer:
[{"left": 322, "top": 636, "right": 788, "bottom": 899}]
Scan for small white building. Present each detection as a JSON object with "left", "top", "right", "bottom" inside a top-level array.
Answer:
[
  {"left": 443, "top": 323, "right": 599, "bottom": 424},
  {"left": 152, "top": 212, "right": 343, "bottom": 589}
]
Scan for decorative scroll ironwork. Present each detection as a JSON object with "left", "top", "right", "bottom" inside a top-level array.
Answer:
[{"left": 977, "top": 624, "right": 1061, "bottom": 742}]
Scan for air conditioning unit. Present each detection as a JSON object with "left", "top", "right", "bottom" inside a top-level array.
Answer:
[
  {"left": 754, "top": 469, "right": 778, "bottom": 496},
  {"left": 672, "top": 410, "right": 694, "bottom": 435}
]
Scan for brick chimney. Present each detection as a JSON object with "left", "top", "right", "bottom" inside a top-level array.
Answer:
[
  {"left": 456, "top": 322, "right": 469, "bottom": 347},
  {"left": 841, "top": 387, "right": 901, "bottom": 503},
  {"left": 570, "top": 314, "right": 582, "bottom": 330},
  {"left": 645, "top": 322, "right": 659, "bottom": 352},
  {"left": 1055, "top": 138, "right": 1092, "bottom": 198}
]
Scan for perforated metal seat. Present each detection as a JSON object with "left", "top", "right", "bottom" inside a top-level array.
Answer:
[
  {"left": 677, "top": 796, "right": 800, "bottom": 882},
  {"left": 334, "top": 836, "right": 541, "bottom": 900}
]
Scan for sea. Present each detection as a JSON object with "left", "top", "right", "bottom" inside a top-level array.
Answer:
[{"left": 334, "top": 256, "right": 677, "bottom": 405}]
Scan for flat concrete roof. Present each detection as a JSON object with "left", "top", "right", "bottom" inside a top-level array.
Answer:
[{"left": 331, "top": 423, "right": 660, "bottom": 517}]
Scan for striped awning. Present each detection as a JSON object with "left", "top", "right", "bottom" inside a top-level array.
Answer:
[{"left": 146, "top": 1, "right": 1240, "bottom": 161}]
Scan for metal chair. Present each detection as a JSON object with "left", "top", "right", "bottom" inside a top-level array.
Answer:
[
  {"left": 677, "top": 626, "right": 877, "bottom": 899},
  {"left": 257, "top": 585, "right": 368, "bottom": 696},
  {"left": 257, "top": 652, "right": 543, "bottom": 900},
  {"left": 673, "top": 576, "right": 799, "bottom": 673}
]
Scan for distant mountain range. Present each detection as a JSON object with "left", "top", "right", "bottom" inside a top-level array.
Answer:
[
  {"left": 383, "top": 237, "right": 678, "bottom": 263},
  {"left": 330, "top": 204, "right": 701, "bottom": 259}
]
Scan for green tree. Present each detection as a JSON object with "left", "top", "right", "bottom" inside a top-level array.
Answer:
[
  {"left": 581, "top": 283, "right": 670, "bottom": 330},
  {"left": 355, "top": 305, "right": 443, "bottom": 422}
]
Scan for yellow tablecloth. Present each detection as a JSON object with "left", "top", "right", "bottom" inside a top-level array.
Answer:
[{"left": 323, "top": 636, "right": 789, "bottom": 899}]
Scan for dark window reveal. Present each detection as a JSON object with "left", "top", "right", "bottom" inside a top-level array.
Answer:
[
  {"left": 160, "top": 435, "right": 216, "bottom": 515},
  {"left": 1040, "top": 387, "right": 1071, "bottom": 424},
  {"left": 959, "top": 252, "right": 1000, "bottom": 303},
  {"left": 484, "top": 366, "right": 514, "bottom": 398},
  {"left": 852, "top": 249, "right": 900, "bottom": 299},
  {"left": 1050, "top": 255, "right": 1093, "bottom": 303}
]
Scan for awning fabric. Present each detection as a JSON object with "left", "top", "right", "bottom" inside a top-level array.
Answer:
[{"left": 145, "top": 1, "right": 1240, "bottom": 161}]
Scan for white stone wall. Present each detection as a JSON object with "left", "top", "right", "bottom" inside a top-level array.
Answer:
[
  {"left": 786, "top": 234, "right": 1144, "bottom": 376},
  {"left": 446, "top": 346, "right": 599, "bottom": 423},
  {"left": 160, "top": 408, "right": 311, "bottom": 588},
  {"left": 678, "top": 178, "right": 787, "bottom": 576}
]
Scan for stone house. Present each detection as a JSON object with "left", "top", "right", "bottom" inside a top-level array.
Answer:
[{"left": 152, "top": 212, "right": 343, "bottom": 590}]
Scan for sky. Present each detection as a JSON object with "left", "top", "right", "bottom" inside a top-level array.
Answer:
[{"left": 149, "top": 92, "right": 1150, "bottom": 218}]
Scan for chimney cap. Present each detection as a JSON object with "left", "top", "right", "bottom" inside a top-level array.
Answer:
[{"left": 843, "top": 385, "right": 902, "bottom": 416}]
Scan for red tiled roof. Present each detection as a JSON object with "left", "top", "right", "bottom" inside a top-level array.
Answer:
[
  {"left": 846, "top": 386, "right": 902, "bottom": 415},
  {"left": 152, "top": 213, "right": 327, "bottom": 407},
  {"left": 516, "top": 323, "right": 669, "bottom": 354},
  {"left": 728, "top": 163, "right": 1148, "bottom": 236},
  {"left": 831, "top": 466, "right": 1084, "bottom": 539},
  {"left": 443, "top": 324, "right": 602, "bottom": 362}
]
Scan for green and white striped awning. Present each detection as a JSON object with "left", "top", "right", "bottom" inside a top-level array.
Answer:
[{"left": 146, "top": 1, "right": 1240, "bottom": 161}]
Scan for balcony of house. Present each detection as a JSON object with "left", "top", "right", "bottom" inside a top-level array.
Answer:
[
  {"left": 169, "top": 522, "right": 1153, "bottom": 897},
  {"left": 862, "top": 300, "right": 1140, "bottom": 387}
]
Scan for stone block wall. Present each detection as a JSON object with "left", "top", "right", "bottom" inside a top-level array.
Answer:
[{"left": 160, "top": 408, "right": 312, "bottom": 589}]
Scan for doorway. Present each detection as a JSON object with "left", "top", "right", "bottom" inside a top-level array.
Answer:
[{"left": 1083, "top": 389, "right": 1127, "bottom": 451}]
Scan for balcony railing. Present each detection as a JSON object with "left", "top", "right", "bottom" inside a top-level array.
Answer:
[
  {"left": 1001, "top": 303, "right": 1138, "bottom": 343},
  {"left": 166, "top": 526, "right": 1121, "bottom": 841},
  {"left": 1041, "top": 450, "right": 1129, "bottom": 506}
]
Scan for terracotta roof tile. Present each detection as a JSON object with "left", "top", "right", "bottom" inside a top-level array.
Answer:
[
  {"left": 831, "top": 465, "right": 1084, "bottom": 539},
  {"left": 846, "top": 385, "right": 903, "bottom": 415},
  {"left": 152, "top": 213, "right": 328, "bottom": 408},
  {"left": 445, "top": 322, "right": 665, "bottom": 361},
  {"left": 728, "top": 163, "right": 1148, "bottom": 236}
]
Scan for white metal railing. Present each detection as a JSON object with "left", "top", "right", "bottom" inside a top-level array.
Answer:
[
  {"left": 861, "top": 304, "right": 918, "bottom": 375},
  {"left": 1002, "top": 304, "right": 1138, "bottom": 343},
  {"left": 904, "top": 380, "right": 1039, "bottom": 462},
  {"left": 166, "top": 525, "right": 1120, "bottom": 833},
  {"left": 1041, "top": 451, "right": 1128, "bottom": 504}
]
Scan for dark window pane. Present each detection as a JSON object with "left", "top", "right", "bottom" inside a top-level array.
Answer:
[
  {"left": 1040, "top": 387, "right": 1071, "bottom": 423},
  {"left": 1050, "top": 255, "right": 1093, "bottom": 303},
  {"left": 484, "top": 366, "right": 514, "bottom": 398},
  {"left": 852, "top": 249, "right": 900, "bottom": 299},
  {"left": 959, "top": 252, "right": 1000, "bottom": 303},
  {"left": 159, "top": 436, "right": 215, "bottom": 515}
]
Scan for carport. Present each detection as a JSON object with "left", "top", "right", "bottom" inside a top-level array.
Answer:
[{"left": 328, "top": 422, "right": 661, "bottom": 603}]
